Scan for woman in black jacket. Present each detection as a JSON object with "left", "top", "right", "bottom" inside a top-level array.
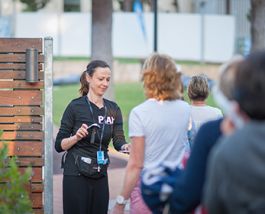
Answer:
[{"left": 55, "top": 60, "right": 129, "bottom": 214}]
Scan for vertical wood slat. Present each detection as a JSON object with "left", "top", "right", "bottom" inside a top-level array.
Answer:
[{"left": 0, "top": 38, "right": 44, "bottom": 211}]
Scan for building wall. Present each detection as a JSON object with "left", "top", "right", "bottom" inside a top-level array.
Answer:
[{"left": 15, "top": 12, "right": 235, "bottom": 63}]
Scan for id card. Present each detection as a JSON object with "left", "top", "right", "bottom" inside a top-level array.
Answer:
[{"left": 97, "top": 151, "right": 104, "bottom": 164}]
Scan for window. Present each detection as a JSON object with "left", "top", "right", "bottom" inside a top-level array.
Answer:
[{"left": 64, "top": 0, "right": 80, "bottom": 12}]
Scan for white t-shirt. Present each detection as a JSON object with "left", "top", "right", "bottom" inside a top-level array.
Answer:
[
  {"left": 129, "top": 98, "right": 191, "bottom": 169},
  {"left": 190, "top": 105, "right": 223, "bottom": 130}
]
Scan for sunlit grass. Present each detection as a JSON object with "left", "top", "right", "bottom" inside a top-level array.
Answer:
[{"left": 53, "top": 82, "right": 217, "bottom": 141}]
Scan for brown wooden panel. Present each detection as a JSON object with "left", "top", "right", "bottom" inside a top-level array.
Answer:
[
  {"left": 0, "top": 167, "right": 42, "bottom": 183},
  {"left": 0, "top": 63, "right": 42, "bottom": 70},
  {"left": 31, "top": 183, "right": 43, "bottom": 193},
  {"left": 0, "top": 38, "right": 42, "bottom": 53},
  {"left": 30, "top": 192, "right": 43, "bottom": 208},
  {"left": 0, "top": 80, "right": 44, "bottom": 89},
  {"left": 25, "top": 183, "right": 43, "bottom": 193},
  {"left": 0, "top": 106, "right": 43, "bottom": 116},
  {"left": 0, "top": 131, "right": 43, "bottom": 140},
  {"left": 20, "top": 167, "right": 42, "bottom": 182},
  {"left": 33, "top": 209, "right": 43, "bottom": 214},
  {"left": 0, "top": 182, "right": 43, "bottom": 194},
  {"left": 0, "top": 116, "right": 42, "bottom": 123},
  {"left": 0, "top": 91, "right": 42, "bottom": 105},
  {"left": 0, "top": 54, "right": 44, "bottom": 63},
  {"left": 0, "top": 123, "right": 42, "bottom": 131},
  {"left": 0, "top": 70, "right": 44, "bottom": 80},
  {"left": 17, "top": 157, "right": 44, "bottom": 167},
  {"left": 0, "top": 141, "right": 43, "bottom": 156}
]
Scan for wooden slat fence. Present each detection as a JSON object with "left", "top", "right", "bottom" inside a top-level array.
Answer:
[{"left": 0, "top": 38, "right": 44, "bottom": 213}]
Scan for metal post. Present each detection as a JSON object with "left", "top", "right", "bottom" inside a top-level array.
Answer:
[
  {"left": 200, "top": 0, "right": 206, "bottom": 64},
  {"left": 225, "top": 0, "right": 230, "bottom": 15},
  {"left": 44, "top": 37, "right": 53, "bottom": 214},
  {"left": 153, "top": 0, "right": 158, "bottom": 52},
  {"left": 11, "top": 0, "right": 16, "bottom": 37},
  {"left": 57, "top": 0, "right": 63, "bottom": 56}
]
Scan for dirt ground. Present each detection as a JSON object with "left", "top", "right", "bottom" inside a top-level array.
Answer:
[{"left": 53, "top": 60, "right": 221, "bottom": 82}]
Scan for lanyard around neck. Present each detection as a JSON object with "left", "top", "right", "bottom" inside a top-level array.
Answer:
[{"left": 85, "top": 96, "right": 107, "bottom": 151}]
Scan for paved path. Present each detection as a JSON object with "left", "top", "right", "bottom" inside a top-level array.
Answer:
[{"left": 53, "top": 126, "right": 130, "bottom": 213}]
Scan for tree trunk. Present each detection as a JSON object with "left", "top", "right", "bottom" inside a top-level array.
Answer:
[
  {"left": 225, "top": 0, "right": 230, "bottom": 14},
  {"left": 177, "top": 0, "right": 193, "bottom": 13},
  {"left": 91, "top": 0, "right": 114, "bottom": 100},
  {"left": 123, "top": 0, "right": 133, "bottom": 11},
  {"left": 250, "top": 0, "right": 265, "bottom": 52}
]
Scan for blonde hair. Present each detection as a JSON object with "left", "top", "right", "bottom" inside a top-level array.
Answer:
[{"left": 141, "top": 53, "right": 181, "bottom": 100}]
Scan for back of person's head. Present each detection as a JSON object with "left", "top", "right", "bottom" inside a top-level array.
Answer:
[
  {"left": 218, "top": 55, "right": 243, "bottom": 100},
  {"left": 188, "top": 75, "right": 209, "bottom": 102},
  {"left": 79, "top": 60, "right": 110, "bottom": 96},
  {"left": 141, "top": 53, "right": 181, "bottom": 100},
  {"left": 213, "top": 56, "right": 243, "bottom": 117},
  {"left": 233, "top": 51, "right": 265, "bottom": 120}
]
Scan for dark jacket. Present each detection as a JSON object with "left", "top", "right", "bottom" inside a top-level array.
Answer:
[
  {"left": 169, "top": 118, "right": 222, "bottom": 213},
  {"left": 204, "top": 121, "right": 265, "bottom": 214}
]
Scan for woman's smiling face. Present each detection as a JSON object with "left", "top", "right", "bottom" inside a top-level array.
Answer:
[{"left": 86, "top": 67, "right": 111, "bottom": 96}]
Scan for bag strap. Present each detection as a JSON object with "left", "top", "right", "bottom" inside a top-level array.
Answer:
[{"left": 61, "top": 151, "right": 68, "bottom": 168}]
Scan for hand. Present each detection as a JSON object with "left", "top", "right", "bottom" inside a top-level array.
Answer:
[
  {"left": 221, "top": 117, "right": 235, "bottom": 136},
  {"left": 110, "top": 204, "right": 125, "bottom": 214},
  {"left": 75, "top": 123, "right": 89, "bottom": 141},
  {"left": 120, "top": 144, "right": 131, "bottom": 154}
]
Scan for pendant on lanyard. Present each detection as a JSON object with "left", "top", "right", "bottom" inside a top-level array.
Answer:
[{"left": 86, "top": 97, "right": 108, "bottom": 165}]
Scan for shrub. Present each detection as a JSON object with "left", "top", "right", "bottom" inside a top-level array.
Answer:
[{"left": 0, "top": 130, "right": 32, "bottom": 213}]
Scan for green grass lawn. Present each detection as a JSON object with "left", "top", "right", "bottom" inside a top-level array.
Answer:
[
  {"left": 53, "top": 82, "right": 217, "bottom": 141},
  {"left": 53, "top": 82, "right": 145, "bottom": 142}
]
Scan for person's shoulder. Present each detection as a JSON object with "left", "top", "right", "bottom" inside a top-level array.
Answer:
[
  {"left": 213, "top": 127, "right": 244, "bottom": 158},
  {"left": 196, "top": 118, "right": 222, "bottom": 141},
  {"left": 207, "top": 105, "right": 223, "bottom": 115},
  {"left": 103, "top": 98, "right": 120, "bottom": 109},
  {"left": 201, "top": 118, "right": 223, "bottom": 130},
  {"left": 132, "top": 99, "right": 152, "bottom": 111},
  {"left": 176, "top": 99, "right": 190, "bottom": 107},
  {"left": 69, "top": 96, "right": 85, "bottom": 105}
]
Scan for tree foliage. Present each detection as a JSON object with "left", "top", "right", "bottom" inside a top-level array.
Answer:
[
  {"left": 0, "top": 133, "right": 32, "bottom": 213},
  {"left": 19, "top": 0, "right": 50, "bottom": 11}
]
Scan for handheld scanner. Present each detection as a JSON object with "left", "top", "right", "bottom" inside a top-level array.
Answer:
[{"left": 87, "top": 123, "right": 100, "bottom": 144}]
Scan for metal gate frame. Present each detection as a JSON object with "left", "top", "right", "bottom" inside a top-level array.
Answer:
[{"left": 44, "top": 37, "right": 53, "bottom": 214}]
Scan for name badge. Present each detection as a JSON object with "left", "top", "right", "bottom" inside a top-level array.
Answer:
[{"left": 97, "top": 151, "right": 104, "bottom": 164}]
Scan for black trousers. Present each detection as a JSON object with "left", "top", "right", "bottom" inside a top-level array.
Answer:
[{"left": 63, "top": 175, "right": 109, "bottom": 214}]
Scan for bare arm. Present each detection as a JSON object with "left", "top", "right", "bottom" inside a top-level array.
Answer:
[
  {"left": 111, "top": 136, "right": 145, "bottom": 213},
  {"left": 61, "top": 123, "right": 88, "bottom": 151}
]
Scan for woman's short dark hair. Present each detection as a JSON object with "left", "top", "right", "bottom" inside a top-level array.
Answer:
[
  {"left": 79, "top": 60, "right": 110, "bottom": 96},
  {"left": 188, "top": 75, "right": 209, "bottom": 101}
]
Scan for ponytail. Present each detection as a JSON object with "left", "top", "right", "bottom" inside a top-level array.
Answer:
[{"left": 79, "top": 71, "right": 89, "bottom": 96}]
